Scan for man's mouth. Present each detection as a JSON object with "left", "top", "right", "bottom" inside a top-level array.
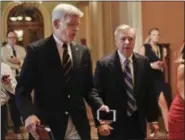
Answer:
[{"left": 124, "top": 47, "right": 130, "bottom": 49}]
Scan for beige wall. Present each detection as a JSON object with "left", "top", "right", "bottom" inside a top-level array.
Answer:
[{"left": 142, "top": 2, "right": 184, "bottom": 97}]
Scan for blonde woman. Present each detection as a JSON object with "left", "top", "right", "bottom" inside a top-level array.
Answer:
[
  {"left": 168, "top": 44, "right": 184, "bottom": 139},
  {"left": 140, "top": 28, "right": 169, "bottom": 133}
]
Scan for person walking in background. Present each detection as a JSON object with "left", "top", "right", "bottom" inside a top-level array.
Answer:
[
  {"left": 1, "top": 30, "right": 26, "bottom": 135},
  {"left": 1, "top": 62, "right": 17, "bottom": 140},
  {"left": 140, "top": 28, "right": 169, "bottom": 133}
]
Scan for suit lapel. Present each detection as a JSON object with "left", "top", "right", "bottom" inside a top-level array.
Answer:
[
  {"left": 47, "top": 35, "right": 65, "bottom": 78},
  {"left": 111, "top": 51, "right": 126, "bottom": 91},
  {"left": 132, "top": 53, "right": 139, "bottom": 96},
  {"left": 70, "top": 42, "right": 79, "bottom": 69}
]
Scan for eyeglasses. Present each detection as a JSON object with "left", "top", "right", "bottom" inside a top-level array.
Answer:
[{"left": 8, "top": 37, "right": 17, "bottom": 39}]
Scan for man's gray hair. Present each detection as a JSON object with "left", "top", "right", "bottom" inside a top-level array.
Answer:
[
  {"left": 114, "top": 24, "right": 135, "bottom": 37},
  {"left": 52, "top": 3, "right": 84, "bottom": 22}
]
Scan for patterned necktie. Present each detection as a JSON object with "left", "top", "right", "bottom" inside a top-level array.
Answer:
[
  {"left": 62, "top": 43, "right": 72, "bottom": 83},
  {"left": 12, "top": 47, "right": 17, "bottom": 57},
  {"left": 11, "top": 47, "right": 19, "bottom": 76},
  {"left": 123, "top": 59, "right": 137, "bottom": 116}
]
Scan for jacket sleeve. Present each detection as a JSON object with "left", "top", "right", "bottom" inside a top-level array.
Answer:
[
  {"left": 15, "top": 45, "right": 37, "bottom": 121},
  {"left": 83, "top": 48, "right": 104, "bottom": 111},
  {"left": 92, "top": 60, "right": 106, "bottom": 127}
]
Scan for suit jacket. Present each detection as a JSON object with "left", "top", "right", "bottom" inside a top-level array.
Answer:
[
  {"left": 93, "top": 51, "right": 158, "bottom": 137},
  {"left": 1, "top": 44, "right": 26, "bottom": 77},
  {"left": 15, "top": 35, "right": 103, "bottom": 140}
]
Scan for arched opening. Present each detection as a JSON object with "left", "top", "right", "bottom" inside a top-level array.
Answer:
[{"left": 7, "top": 3, "right": 44, "bottom": 47}]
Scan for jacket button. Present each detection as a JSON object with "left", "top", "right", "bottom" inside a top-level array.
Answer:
[{"left": 65, "top": 111, "right": 69, "bottom": 115}]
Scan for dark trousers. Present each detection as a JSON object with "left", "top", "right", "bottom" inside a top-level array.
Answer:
[
  {"left": 8, "top": 95, "right": 22, "bottom": 132},
  {"left": 1, "top": 104, "right": 8, "bottom": 140},
  {"left": 99, "top": 111, "right": 145, "bottom": 140}
]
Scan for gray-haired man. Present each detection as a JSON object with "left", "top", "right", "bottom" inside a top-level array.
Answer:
[{"left": 15, "top": 3, "right": 108, "bottom": 140}]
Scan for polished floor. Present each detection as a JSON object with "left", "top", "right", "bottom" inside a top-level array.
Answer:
[{"left": 5, "top": 107, "right": 167, "bottom": 140}]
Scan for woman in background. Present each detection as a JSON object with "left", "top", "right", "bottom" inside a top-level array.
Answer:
[
  {"left": 168, "top": 43, "right": 184, "bottom": 139},
  {"left": 140, "top": 28, "right": 169, "bottom": 133}
]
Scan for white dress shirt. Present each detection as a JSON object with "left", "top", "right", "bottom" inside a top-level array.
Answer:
[
  {"left": 53, "top": 34, "right": 73, "bottom": 65},
  {"left": 53, "top": 34, "right": 80, "bottom": 139},
  {"left": 1, "top": 62, "right": 17, "bottom": 106},
  {"left": 118, "top": 50, "right": 134, "bottom": 85}
]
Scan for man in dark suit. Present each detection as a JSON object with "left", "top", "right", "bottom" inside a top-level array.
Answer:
[
  {"left": 15, "top": 3, "right": 108, "bottom": 140},
  {"left": 93, "top": 24, "right": 159, "bottom": 140}
]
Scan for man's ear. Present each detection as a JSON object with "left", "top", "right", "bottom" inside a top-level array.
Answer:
[{"left": 53, "top": 19, "right": 60, "bottom": 29}]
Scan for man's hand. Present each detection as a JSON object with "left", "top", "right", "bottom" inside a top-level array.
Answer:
[
  {"left": 9, "top": 56, "right": 20, "bottom": 65},
  {"left": 98, "top": 124, "right": 113, "bottom": 136},
  {"left": 25, "top": 115, "right": 41, "bottom": 139},
  {"left": 150, "top": 122, "right": 160, "bottom": 134},
  {"left": 98, "top": 105, "right": 111, "bottom": 124},
  {"left": 1, "top": 75, "right": 10, "bottom": 85},
  {"left": 98, "top": 104, "right": 109, "bottom": 112}
]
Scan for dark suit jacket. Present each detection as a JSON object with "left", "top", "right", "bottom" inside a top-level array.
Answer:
[
  {"left": 15, "top": 35, "right": 103, "bottom": 140},
  {"left": 93, "top": 51, "right": 158, "bottom": 138}
]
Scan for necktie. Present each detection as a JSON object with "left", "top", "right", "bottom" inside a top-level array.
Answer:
[
  {"left": 11, "top": 47, "right": 19, "bottom": 76},
  {"left": 12, "top": 47, "right": 17, "bottom": 57},
  {"left": 123, "top": 59, "right": 137, "bottom": 116},
  {"left": 62, "top": 43, "right": 72, "bottom": 83}
]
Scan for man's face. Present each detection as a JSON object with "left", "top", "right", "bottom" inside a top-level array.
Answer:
[
  {"left": 7, "top": 32, "right": 17, "bottom": 47},
  {"left": 115, "top": 29, "right": 135, "bottom": 58},
  {"left": 57, "top": 15, "right": 80, "bottom": 42}
]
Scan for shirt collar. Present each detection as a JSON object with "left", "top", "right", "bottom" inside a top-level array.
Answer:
[
  {"left": 6, "top": 44, "right": 16, "bottom": 49},
  {"left": 117, "top": 50, "right": 133, "bottom": 64}
]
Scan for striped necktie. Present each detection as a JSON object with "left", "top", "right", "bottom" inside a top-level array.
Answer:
[
  {"left": 62, "top": 43, "right": 72, "bottom": 83},
  {"left": 123, "top": 59, "right": 137, "bottom": 116}
]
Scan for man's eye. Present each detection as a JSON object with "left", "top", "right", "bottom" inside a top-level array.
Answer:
[{"left": 121, "top": 37, "right": 133, "bottom": 41}]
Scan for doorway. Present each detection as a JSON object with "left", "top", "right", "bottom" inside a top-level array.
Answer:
[{"left": 7, "top": 3, "right": 44, "bottom": 48}]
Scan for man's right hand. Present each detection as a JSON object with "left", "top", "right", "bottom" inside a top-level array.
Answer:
[
  {"left": 98, "top": 124, "right": 113, "bottom": 136},
  {"left": 9, "top": 56, "right": 20, "bottom": 65},
  {"left": 25, "top": 115, "right": 41, "bottom": 139}
]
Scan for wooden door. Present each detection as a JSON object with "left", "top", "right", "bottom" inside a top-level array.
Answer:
[{"left": 7, "top": 4, "right": 44, "bottom": 48}]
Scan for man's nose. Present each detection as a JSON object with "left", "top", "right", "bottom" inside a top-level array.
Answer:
[
  {"left": 125, "top": 38, "right": 129, "bottom": 44},
  {"left": 74, "top": 26, "right": 79, "bottom": 32}
]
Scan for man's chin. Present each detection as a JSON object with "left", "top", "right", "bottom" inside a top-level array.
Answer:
[{"left": 123, "top": 51, "right": 132, "bottom": 58}]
